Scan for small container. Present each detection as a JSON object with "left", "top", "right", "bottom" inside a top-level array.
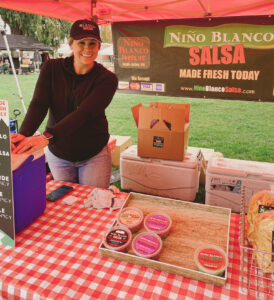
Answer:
[
  {"left": 102, "top": 225, "right": 132, "bottom": 252},
  {"left": 144, "top": 212, "right": 172, "bottom": 238},
  {"left": 194, "top": 244, "right": 227, "bottom": 277},
  {"left": 132, "top": 231, "right": 163, "bottom": 259},
  {"left": 117, "top": 206, "right": 144, "bottom": 232}
]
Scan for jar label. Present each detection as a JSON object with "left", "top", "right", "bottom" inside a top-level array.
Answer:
[
  {"left": 106, "top": 229, "right": 128, "bottom": 247},
  {"left": 135, "top": 234, "right": 160, "bottom": 255},
  {"left": 119, "top": 209, "right": 141, "bottom": 226},
  {"left": 198, "top": 248, "right": 225, "bottom": 270},
  {"left": 146, "top": 215, "right": 169, "bottom": 231}
]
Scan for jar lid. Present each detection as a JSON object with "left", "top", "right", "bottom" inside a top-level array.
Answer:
[
  {"left": 132, "top": 231, "right": 163, "bottom": 259},
  {"left": 103, "top": 225, "right": 132, "bottom": 252},
  {"left": 194, "top": 244, "right": 227, "bottom": 276},
  {"left": 117, "top": 206, "right": 144, "bottom": 232},
  {"left": 144, "top": 212, "right": 172, "bottom": 238}
]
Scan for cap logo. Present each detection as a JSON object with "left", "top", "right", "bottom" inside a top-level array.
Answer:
[{"left": 79, "top": 23, "right": 96, "bottom": 31}]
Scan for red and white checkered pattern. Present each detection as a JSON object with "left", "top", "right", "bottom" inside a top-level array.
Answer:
[
  {"left": 46, "top": 173, "right": 53, "bottom": 183},
  {"left": 0, "top": 181, "right": 259, "bottom": 299}
]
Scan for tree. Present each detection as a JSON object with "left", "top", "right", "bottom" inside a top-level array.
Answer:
[
  {"left": 100, "top": 24, "right": 113, "bottom": 44},
  {"left": 0, "top": 9, "right": 71, "bottom": 52}
]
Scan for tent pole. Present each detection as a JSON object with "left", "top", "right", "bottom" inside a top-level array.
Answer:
[
  {"left": 91, "top": 0, "right": 98, "bottom": 23},
  {"left": 0, "top": 29, "right": 27, "bottom": 114},
  {"left": 197, "top": 0, "right": 209, "bottom": 16}
]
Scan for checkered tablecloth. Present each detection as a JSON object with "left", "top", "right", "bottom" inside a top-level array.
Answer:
[{"left": 0, "top": 181, "right": 259, "bottom": 300}]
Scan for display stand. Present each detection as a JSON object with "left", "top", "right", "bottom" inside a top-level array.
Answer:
[{"left": 240, "top": 186, "right": 273, "bottom": 299}]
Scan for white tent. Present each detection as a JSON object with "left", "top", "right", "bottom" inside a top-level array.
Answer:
[
  {"left": 99, "top": 45, "right": 113, "bottom": 56},
  {"left": 57, "top": 44, "right": 72, "bottom": 56},
  {"left": 57, "top": 43, "right": 113, "bottom": 56}
]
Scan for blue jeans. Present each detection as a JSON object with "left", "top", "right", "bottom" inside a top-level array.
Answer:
[{"left": 46, "top": 145, "right": 111, "bottom": 188}]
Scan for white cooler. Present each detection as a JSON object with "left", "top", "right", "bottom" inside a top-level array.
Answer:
[
  {"left": 120, "top": 145, "right": 200, "bottom": 201},
  {"left": 205, "top": 157, "right": 274, "bottom": 212}
]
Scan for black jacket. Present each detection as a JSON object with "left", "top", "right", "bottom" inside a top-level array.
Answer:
[{"left": 19, "top": 56, "right": 118, "bottom": 162}]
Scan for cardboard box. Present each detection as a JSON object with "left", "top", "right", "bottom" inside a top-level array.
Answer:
[
  {"left": 21, "top": 58, "right": 31, "bottom": 65},
  {"left": 110, "top": 135, "right": 132, "bottom": 166},
  {"left": 131, "top": 102, "right": 190, "bottom": 161},
  {"left": 108, "top": 136, "right": 117, "bottom": 154},
  {"left": 188, "top": 146, "right": 224, "bottom": 184}
]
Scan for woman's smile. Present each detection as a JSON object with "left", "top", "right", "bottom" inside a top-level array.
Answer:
[{"left": 70, "top": 38, "right": 100, "bottom": 74}]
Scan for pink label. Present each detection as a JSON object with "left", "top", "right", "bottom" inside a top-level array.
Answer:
[
  {"left": 135, "top": 234, "right": 160, "bottom": 255},
  {"left": 146, "top": 215, "right": 169, "bottom": 231}
]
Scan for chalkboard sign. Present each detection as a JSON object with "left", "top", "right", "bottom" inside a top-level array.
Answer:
[{"left": 0, "top": 100, "right": 15, "bottom": 247}]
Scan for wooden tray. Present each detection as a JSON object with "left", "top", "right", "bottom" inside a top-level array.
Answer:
[{"left": 99, "top": 192, "right": 231, "bottom": 286}]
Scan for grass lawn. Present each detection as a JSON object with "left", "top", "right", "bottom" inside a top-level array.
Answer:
[
  {"left": 1, "top": 73, "right": 273, "bottom": 203},
  {"left": 2, "top": 73, "right": 273, "bottom": 163}
]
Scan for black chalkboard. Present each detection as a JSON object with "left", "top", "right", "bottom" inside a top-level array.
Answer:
[{"left": 0, "top": 100, "right": 15, "bottom": 247}]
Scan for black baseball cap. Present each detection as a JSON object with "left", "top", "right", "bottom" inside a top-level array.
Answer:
[{"left": 70, "top": 19, "right": 102, "bottom": 43}]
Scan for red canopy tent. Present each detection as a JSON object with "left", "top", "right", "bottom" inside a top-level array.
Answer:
[{"left": 0, "top": 0, "right": 273, "bottom": 24}]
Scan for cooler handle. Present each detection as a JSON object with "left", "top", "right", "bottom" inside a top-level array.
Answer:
[{"left": 246, "top": 171, "right": 274, "bottom": 180}]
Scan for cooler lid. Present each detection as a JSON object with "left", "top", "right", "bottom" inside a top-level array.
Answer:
[
  {"left": 207, "top": 157, "right": 274, "bottom": 181},
  {"left": 121, "top": 145, "right": 198, "bottom": 169}
]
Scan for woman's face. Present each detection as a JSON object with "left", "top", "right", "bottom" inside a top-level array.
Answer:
[{"left": 70, "top": 38, "right": 100, "bottom": 66}]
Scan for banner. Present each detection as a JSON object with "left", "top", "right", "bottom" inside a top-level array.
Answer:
[
  {"left": 112, "top": 16, "right": 274, "bottom": 102},
  {"left": 0, "top": 100, "right": 15, "bottom": 247}
]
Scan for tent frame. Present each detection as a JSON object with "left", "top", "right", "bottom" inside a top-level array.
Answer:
[
  {"left": 0, "top": 0, "right": 273, "bottom": 24},
  {"left": 0, "top": 28, "right": 27, "bottom": 114}
]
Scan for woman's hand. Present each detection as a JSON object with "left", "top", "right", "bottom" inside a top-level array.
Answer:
[
  {"left": 11, "top": 133, "right": 25, "bottom": 152},
  {"left": 11, "top": 133, "right": 25, "bottom": 143},
  {"left": 12, "top": 135, "right": 49, "bottom": 154}
]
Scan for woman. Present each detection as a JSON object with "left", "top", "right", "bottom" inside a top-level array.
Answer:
[{"left": 12, "top": 19, "right": 118, "bottom": 188}]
